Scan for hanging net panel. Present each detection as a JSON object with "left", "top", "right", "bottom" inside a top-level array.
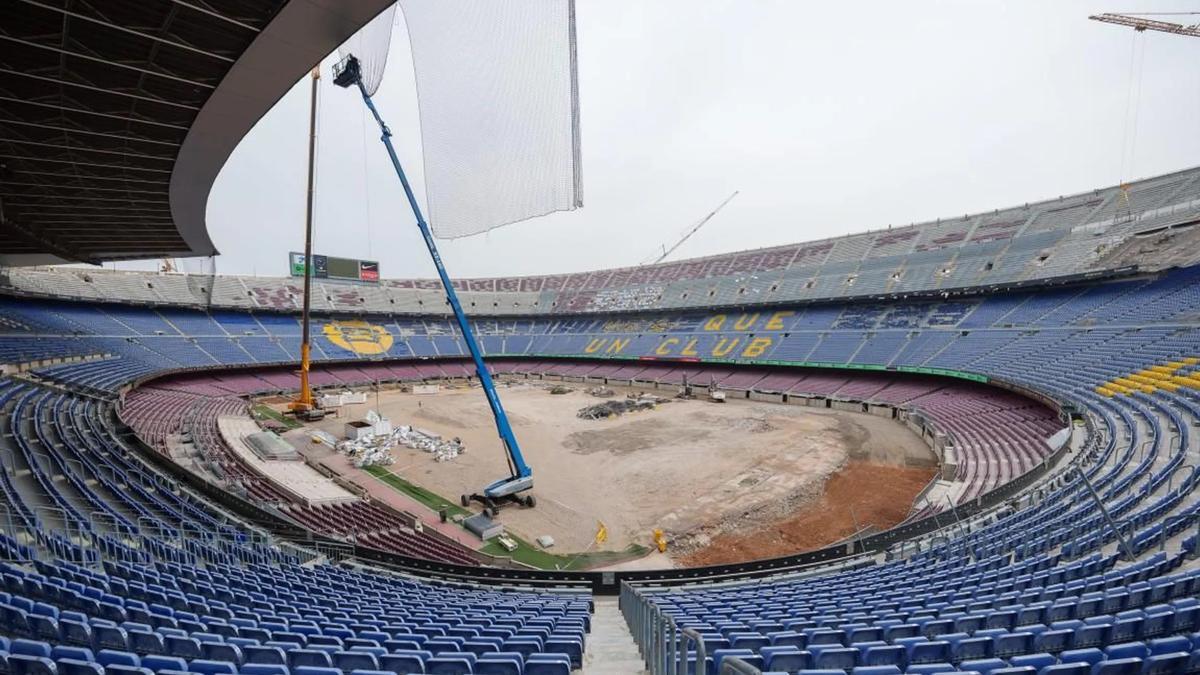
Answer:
[
  {"left": 337, "top": 5, "right": 398, "bottom": 97},
  {"left": 341, "top": 0, "right": 583, "bottom": 239}
]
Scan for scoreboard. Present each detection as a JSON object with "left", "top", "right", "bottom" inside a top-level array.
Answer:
[{"left": 289, "top": 252, "right": 380, "bottom": 283}]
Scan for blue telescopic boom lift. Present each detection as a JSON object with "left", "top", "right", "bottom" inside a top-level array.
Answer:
[{"left": 332, "top": 54, "right": 535, "bottom": 514}]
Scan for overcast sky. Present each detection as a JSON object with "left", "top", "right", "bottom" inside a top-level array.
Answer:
[{"left": 116, "top": 1, "right": 1200, "bottom": 279}]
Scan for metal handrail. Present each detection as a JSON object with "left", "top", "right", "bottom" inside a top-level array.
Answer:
[
  {"left": 678, "top": 627, "right": 707, "bottom": 675},
  {"left": 1167, "top": 463, "right": 1195, "bottom": 494},
  {"left": 720, "top": 656, "right": 762, "bottom": 675},
  {"left": 1158, "top": 512, "right": 1198, "bottom": 552}
]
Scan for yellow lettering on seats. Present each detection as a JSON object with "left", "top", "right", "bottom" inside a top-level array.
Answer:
[
  {"left": 741, "top": 337, "right": 773, "bottom": 358},
  {"left": 681, "top": 339, "right": 699, "bottom": 356},
  {"left": 584, "top": 338, "right": 605, "bottom": 354},
  {"left": 704, "top": 315, "right": 726, "bottom": 331},
  {"left": 605, "top": 338, "right": 629, "bottom": 354},
  {"left": 733, "top": 313, "right": 759, "bottom": 331},
  {"left": 655, "top": 338, "right": 679, "bottom": 356},
  {"left": 712, "top": 337, "right": 740, "bottom": 357},
  {"left": 765, "top": 311, "right": 794, "bottom": 330}
]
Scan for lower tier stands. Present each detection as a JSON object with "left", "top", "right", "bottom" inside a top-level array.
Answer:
[
  {"left": 0, "top": 378, "right": 590, "bottom": 671},
  {"left": 117, "top": 385, "right": 474, "bottom": 566},
  {"left": 1, "top": 378, "right": 475, "bottom": 569},
  {"left": 119, "top": 357, "right": 1061, "bottom": 514},
  {"left": 0, "top": 556, "right": 590, "bottom": 675}
]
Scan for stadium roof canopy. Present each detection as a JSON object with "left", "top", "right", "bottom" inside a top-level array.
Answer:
[{"left": 0, "top": 0, "right": 392, "bottom": 266}]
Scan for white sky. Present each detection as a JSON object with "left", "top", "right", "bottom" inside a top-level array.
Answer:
[{"left": 116, "top": 1, "right": 1200, "bottom": 278}]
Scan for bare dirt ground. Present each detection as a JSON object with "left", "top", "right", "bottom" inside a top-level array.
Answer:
[
  {"left": 677, "top": 461, "right": 936, "bottom": 566},
  {"left": 271, "top": 379, "right": 935, "bottom": 564}
]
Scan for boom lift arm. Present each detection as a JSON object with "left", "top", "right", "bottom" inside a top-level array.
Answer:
[{"left": 333, "top": 55, "right": 534, "bottom": 514}]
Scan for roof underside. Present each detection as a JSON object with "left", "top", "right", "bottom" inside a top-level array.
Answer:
[{"left": 0, "top": 0, "right": 392, "bottom": 265}]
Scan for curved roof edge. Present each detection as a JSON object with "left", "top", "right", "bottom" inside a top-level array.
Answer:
[{"left": 169, "top": 0, "right": 395, "bottom": 259}]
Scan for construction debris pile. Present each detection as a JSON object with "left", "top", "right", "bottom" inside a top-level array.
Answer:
[
  {"left": 393, "top": 425, "right": 465, "bottom": 462},
  {"left": 335, "top": 434, "right": 395, "bottom": 469},
  {"left": 586, "top": 386, "right": 615, "bottom": 398},
  {"left": 335, "top": 423, "right": 467, "bottom": 467},
  {"left": 333, "top": 411, "right": 464, "bottom": 466},
  {"left": 549, "top": 385, "right": 573, "bottom": 395},
  {"left": 576, "top": 394, "right": 668, "bottom": 420}
]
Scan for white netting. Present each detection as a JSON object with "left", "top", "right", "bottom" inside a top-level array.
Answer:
[
  {"left": 176, "top": 256, "right": 216, "bottom": 276},
  {"left": 396, "top": 0, "right": 583, "bottom": 238},
  {"left": 338, "top": 5, "right": 398, "bottom": 97}
]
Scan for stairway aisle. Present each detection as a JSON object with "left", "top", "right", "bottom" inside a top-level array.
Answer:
[{"left": 583, "top": 597, "right": 650, "bottom": 674}]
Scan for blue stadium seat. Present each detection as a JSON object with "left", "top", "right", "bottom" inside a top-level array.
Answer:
[
  {"left": 910, "top": 641, "right": 953, "bottom": 665},
  {"left": 58, "top": 621, "right": 92, "bottom": 649},
  {"left": 126, "top": 632, "right": 163, "bottom": 656},
  {"left": 289, "top": 651, "right": 333, "bottom": 671},
  {"left": 55, "top": 661, "right": 103, "bottom": 675},
  {"left": 188, "top": 662, "right": 236, "bottom": 675},
  {"left": 473, "top": 655, "right": 521, "bottom": 675},
  {"left": 425, "top": 655, "right": 473, "bottom": 675},
  {"left": 8, "top": 655, "right": 57, "bottom": 675},
  {"left": 141, "top": 656, "right": 188, "bottom": 673},
  {"left": 10, "top": 642, "right": 51, "bottom": 659},
  {"left": 244, "top": 649, "right": 286, "bottom": 667},
  {"left": 523, "top": 655, "right": 569, "bottom": 675},
  {"left": 101, "top": 667, "right": 153, "bottom": 675},
  {"left": 48, "top": 649, "right": 91, "bottom": 664},
  {"left": 851, "top": 667, "right": 901, "bottom": 675},
  {"left": 1036, "top": 666, "right": 1090, "bottom": 675},
  {"left": 958, "top": 658, "right": 1009, "bottom": 675},
  {"left": 239, "top": 666, "right": 289, "bottom": 675},
  {"left": 378, "top": 652, "right": 429, "bottom": 674},
  {"left": 761, "top": 646, "right": 811, "bottom": 672},
  {"left": 1089, "top": 657, "right": 1142, "bottom": 675},
  {"left": 1141, "top": 651, "right": 1189, "bottom": 674},
  {"left": 711, "top": 649, "right": 762, "bottom": 672},
  {"left": 1060, "top": 648, "right": 1105, "bottom": 667},
  {"left": 94, "top": 653, "right": 137, "bottom": 669},
  {"left": 200, "top": 645, "right": 241, "bottom": 666},
  {"left": 332, "top": 653, "right": 376, "bottom": 673},
  {"left": 1007, "top": 654, "right": 1057, "bottom": 671},
  {"left": 1147, "top": 635, "right": 1191, "bottom": 656}
]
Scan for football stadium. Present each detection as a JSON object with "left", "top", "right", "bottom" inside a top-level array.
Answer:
[{"left": 1, "top": 2, "right": 1199, "bottom": 674}]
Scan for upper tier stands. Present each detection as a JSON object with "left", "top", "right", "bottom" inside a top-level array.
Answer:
[
  {"left": 4, "top": 265, "right": 1200, "bottom": 391},
  {"left": 4, "top": 166, "right": 1200, "bottom": 316}
]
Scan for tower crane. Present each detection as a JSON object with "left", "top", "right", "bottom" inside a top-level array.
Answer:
[
  {"left": 1089, "top": 12, "right": 1199, "bottom": 221},
  {"left": 641, "top": 191, "right": 739, "bottom": 265},
  {"left": 1088, "top": 12, "right": 1200, "bottom": 38}
]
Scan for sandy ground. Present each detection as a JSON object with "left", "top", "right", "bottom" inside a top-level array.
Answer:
[{"left": 270, "top": 380, "right": 935, "bottom": 560}]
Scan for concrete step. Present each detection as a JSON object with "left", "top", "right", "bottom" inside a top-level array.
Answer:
[{"left": 583, "top": 597, "right": 648, "bottom": 675}]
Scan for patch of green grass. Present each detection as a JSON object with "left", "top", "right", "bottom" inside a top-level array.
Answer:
[
  {"left": 480, "top": 537, "right": 649, "bottom": 571},
  {"left": 364, "top": 465, "right": 470, "bottom": 517},
  {"left": 364, "top": 466, "right": 650, "bottom": 570},
  {"left": 251, "top": 404, "right": 303, "bottom": 430}
]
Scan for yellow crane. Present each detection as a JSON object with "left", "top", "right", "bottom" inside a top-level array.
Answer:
[{"left": 290, "top": 66, "right": 320, "bottom": 413}]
